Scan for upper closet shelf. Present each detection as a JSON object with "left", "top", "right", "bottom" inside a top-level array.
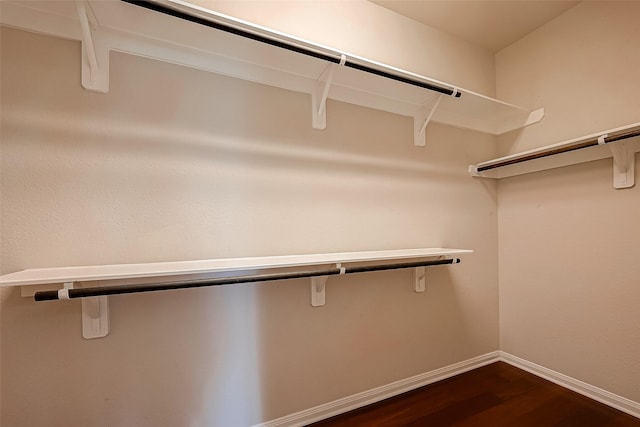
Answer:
[
  {"left": 469, "top": 122, "right": 640, "bottom": 189},
  {"left": 0, "top": 0, "right": 544, "bottom": 146}
]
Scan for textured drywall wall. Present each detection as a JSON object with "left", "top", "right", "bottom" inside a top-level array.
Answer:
[
  {"left": 0, "top": 14, "right": 498, "bottom": 427},
  {"left": 496, "top": 1, "right": 640, "bottom": 403}
]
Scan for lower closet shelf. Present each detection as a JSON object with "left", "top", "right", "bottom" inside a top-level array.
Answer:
[{"left": 0, "top": 248, "right": 472, "bottom": 339}]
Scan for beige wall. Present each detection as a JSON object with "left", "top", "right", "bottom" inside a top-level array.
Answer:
[
  {"left": 0, "top": 2, "right": 499, "bottom": 424},
  {"left": 496, "top": 1, "right": 640, "bottom": 402}
]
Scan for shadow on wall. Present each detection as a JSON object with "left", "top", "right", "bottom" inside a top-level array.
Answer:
[
  {"left": 1, "top": 100, "right": 464, "bottom": 185},
  {"left": 1, "top": 282, "right": 265, "bottom": 426}
]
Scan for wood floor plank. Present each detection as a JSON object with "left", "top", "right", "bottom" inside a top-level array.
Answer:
[{"left": 308, "top": 362, "right": 640, "bottom": 427}]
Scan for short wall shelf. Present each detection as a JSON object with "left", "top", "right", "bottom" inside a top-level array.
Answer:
[
  {"left": 0, "top": 0, "right": 543, "bottom": 146},
  {"left": 0, "top": 248, "right": 472, "bottom": 339},
  {"left": 469, "top": 122, "right": 640, "bottom": 189}
]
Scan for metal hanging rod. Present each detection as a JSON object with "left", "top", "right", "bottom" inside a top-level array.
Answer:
[
  {"left": 476, "top": 127, "right": 640, "bottom": 173},
  {"left": 122, "top": 0, "right": 462, "bottom": 98},
  {"left": 34, "top": 258, "right": 460, "bottom": 301}
]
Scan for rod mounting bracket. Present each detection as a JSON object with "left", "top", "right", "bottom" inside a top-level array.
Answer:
[
  {"left": 414, "top": 256, "right": 446, "bottom": 292},
  {"left": 610, "top": 141, "right": 635, "bottom": 189},
  {"left": 77, "top": 0, "right": 109, "bottom": 93},
  {"left": 59, "top": 281, "right": 110, "bottom": 339},
  {"left": 414, "top": 95, "right": 443, "bottom": 146},
  {"left": 82, "top": 295, "right": 110, "bottom": 339},
  {"left": 310, "top": 261, "right": 347, "bottom": 306},
  {"left": 414, "top": 266, "right": 426, "bottom": 292},
  {"left": 312, "top": 55, "right": 346, "bottom": 129},
  {"left": 82, "top": 296, "right": 109, "bottom": 339},
  {"left": 310, "top": 276, "right": 328, "bottom": 306}
]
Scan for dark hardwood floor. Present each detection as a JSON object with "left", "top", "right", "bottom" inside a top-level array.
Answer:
[{"left": 309, "top": 362, "right": 640, "bottom": 426}]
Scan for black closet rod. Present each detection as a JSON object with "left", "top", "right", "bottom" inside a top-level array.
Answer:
[
  {"left": 122, "top": 0, "right": 462, "bottom": 98},
  {"left": 476, "top": 127, "right": 640, "bottom": 173},
  {"left": 33, "top": 258, "right": 460, "bottom": 301}
]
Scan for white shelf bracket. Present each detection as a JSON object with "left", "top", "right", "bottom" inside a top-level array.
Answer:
[
  {"left": 414, "top": 266, "right": 426, "bottom": 292},
  {"left": 310, "top": 276, "right": 328, "bottom": 306},
  {"left": 413, "top": 94, "right": 444, "bottom": 147},
  {"left": 413, "top": 256, "right": 445, "bottom": 292},
  {"left": 310, "top": 261, "right": 347, "bottom": 306},
  {"left": 525, "top": 108, "right": 546, "bottom": 127},
  {"left": 76, "top": 1, "right": 109, "bottom": 93},
  {"left": 609, "top": 141, "right": 635, "bottom": 189},
  {"left": 59, "top": 281, "right": 110, "bottom": 339},
  {"left": 312, "top": 55, "right": 346, "bottom": 129},
  {"left": 82, "top": 295, "right": 110, "bottom": 339}
]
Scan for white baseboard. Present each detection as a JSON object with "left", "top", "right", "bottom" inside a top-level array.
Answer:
[
  {"left": 253, "top": 351, "right": 501, "bottom": 427},
  {"left": 254, "top": 350, "right": 640, "bottom": 426},
  {"left": 499, "top": 351, "right": 640, "bottom": 419}
]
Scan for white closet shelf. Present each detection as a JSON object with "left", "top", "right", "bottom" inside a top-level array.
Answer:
[
  {"left": 0, "top": 248, "right": 472, "bottom": 288},
  {"left": 469, "top": 122, "right": 640, "bottom": 189},
  {"left": 0, "top": 248, "right": 472, "bottom": 339},
  {"left": 0, "top": 0, "right": 543, "bottom": 146}
]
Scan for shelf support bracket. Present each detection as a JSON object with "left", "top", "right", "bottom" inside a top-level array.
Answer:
[
  {"left": 414, "top": 266, "right": 426, "bottom": 292},
  {"left": 76, "top": 0, "right": 109, "bottom": 93},
  {"left": 61, "top": 282, "right": 110, "bottom": 339},
  {"left": 608, "top": 140, "right": 635, "bottom": 189},
  {"left": 310, "top": 262, "right": 346, "bottom": 306},
  {"left": 312, "top": 55, "right": 346, "bottom": 129},
  {"left": 414, "top": 256, "right": 444, "bottom": 292},
  {"left": 310, "top": 276, "right": 328, "bottom": 306},
  {"left": 414, "top": 95, "right": 443, "bottom": 147},
  {"left": 82, "top": 295, "right": 110, "bottom": 339}
]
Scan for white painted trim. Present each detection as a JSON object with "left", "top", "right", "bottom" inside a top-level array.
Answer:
[
  {"left": 253, "top": 351, "right": 639, "bottom": 426},
  {"left": 499, "top": 352, "right": 640, "bottom": 419},
  {"left": 252, "top": 351, "right": 501, "bottom": 427}
]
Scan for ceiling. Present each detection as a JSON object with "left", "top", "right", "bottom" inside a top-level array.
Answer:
[{"left": 369, "top": 0, "right": 580, "bottom": 52}]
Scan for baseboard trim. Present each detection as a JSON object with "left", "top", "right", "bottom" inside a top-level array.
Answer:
[
  {"left": 253, "top": 351, "right": 501, "bottom": 427},
  {"left": 499, "top": 351, "right": 640, "bottom": 419},
  {"left": 255, "top": 350, "right": 640, "bottom": 426}
]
